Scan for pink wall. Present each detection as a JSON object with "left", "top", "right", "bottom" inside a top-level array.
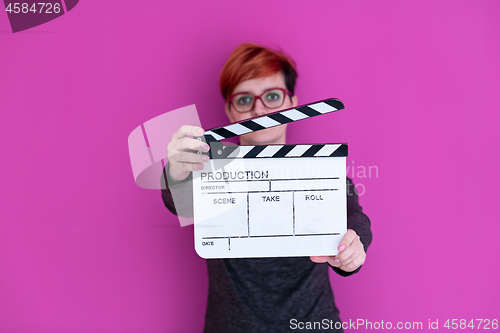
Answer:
[{"left": 1, "top": 1, "right": 499, "bottom": 332}]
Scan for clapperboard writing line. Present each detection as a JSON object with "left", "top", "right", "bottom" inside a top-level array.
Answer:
[
  {"left": 246, "top": 192, "right": 250, "bottom": 239},
  {"left": 207, "top": 233, "right": 344, "bottom": 251},
  {"left": 203, "top": 233, "right": 341, "bottom": 239},
  {"left": 202, "top": 177, "right": 340, "bottom": 183},
  {"left": 202, "top": 177, "right": 340, "bottom": 195},
  {"left": 206, "top": 232, "right": 343, "bottom": 251},
  {"left": 201, "top": 176, "right": 340, "bottom": 195},
  {"left": 292, "top": 190, "right": 295, "bottom": 236},
  {"left": 203, "top": 189, "right": 339, "bottom": 195}
]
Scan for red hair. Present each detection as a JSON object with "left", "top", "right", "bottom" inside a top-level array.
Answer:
[{"left": 219, "top": 43, "right": 298, "bottom": 101}]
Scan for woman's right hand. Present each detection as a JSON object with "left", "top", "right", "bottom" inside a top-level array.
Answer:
[{"left": 167, "top": 125, "right": 210, "bottom": 181}]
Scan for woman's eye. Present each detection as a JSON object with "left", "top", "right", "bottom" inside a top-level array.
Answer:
[
  {"left": 265, "top": 93, "right": 279, "bottom": 101},
  {"left": 237, "top": 96, "right": 252, "bottom": 105}
]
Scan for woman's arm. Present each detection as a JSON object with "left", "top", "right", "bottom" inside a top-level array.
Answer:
[
  {"left": 161, "top": 162, "right": 194, "bottom": 217},
  {"left": 160, "top": 125, "right": 209, "bottom": 217}
]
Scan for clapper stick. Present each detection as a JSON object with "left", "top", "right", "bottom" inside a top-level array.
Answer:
[{"left": 194, "top": 98, "right": 344, "bottom": 159}]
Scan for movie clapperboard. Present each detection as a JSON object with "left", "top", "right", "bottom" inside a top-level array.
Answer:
[{"left": 193, "top": 98, "right": 348, "bottom": 258}]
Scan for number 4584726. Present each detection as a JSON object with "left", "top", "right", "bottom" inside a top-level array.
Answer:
[
  {"left": 443, "top": 319, "right": 498, "bottom": 330},
  {"left": 5, "top": 3, "right": 61, "bottom": 14}
]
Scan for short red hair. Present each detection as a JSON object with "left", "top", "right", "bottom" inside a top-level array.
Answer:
[{"left": 219, "top": 43, "right": 298, "bottom": 101}]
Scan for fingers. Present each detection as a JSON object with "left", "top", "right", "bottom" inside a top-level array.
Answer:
[
  {"left": 341, "top": 250, "right": 365, "bottom": 272},
  {"left": 310, "top": 230, "right": 366, "bottom": 272},
  {"left": 310, "top": 256, "right": 342, "bottom": 268},
  {"left": 177, "top": 136, "right": 210, "bottom": 152},
  {"left": 169, "top": 149, "right": 209, "bottom": 178},
  {"left": 177, "top": 150, "right": 209, "bottom": 164},
  {"left": 172, "top": 125, "right": 205, "bottom": 140},
  {"left": 172, "top": 154, "right": 207, "bottom": 171},
  {"left": 170, "top": 126, "right": 209, "bottom": 152},
  {"left": 339, "top": 229, "right": 357, "bottom": 250},
  {"left": 167, "top": 126, "right": 211, "bottom": 181},
  {"left": 336, "top": 229, "right": 366, "bottom": 272},
  {"left": 310, "top": 256, "right": 328, "bottom": 263}
]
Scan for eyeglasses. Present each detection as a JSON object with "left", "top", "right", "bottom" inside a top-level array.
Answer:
[{"left": 228, "top": 88, "right": 292, "bottom": 113}]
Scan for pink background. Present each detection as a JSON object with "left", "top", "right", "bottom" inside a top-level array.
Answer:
[{"left": 1, "top": 1, "right": 499, "bottom": 332}]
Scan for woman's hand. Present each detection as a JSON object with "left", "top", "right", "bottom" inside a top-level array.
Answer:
[
  {"left": 310, "top": 229, "right": 366, "bottom": 272},
  {"left": 167, "top": 125, "right": 210, "bottom": 181}
]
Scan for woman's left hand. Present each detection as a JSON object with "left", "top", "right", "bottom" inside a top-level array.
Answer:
[{"left": 310, "top": 229, "right": 366, "bottom": 272}]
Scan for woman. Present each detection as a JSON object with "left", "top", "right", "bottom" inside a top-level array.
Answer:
[{"left": 162, "top": 43, "right": 372, "bottom": 333}]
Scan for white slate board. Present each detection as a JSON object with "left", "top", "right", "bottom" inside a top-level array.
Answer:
[{"left": 193, "top": 151, "right": 347, "bottom": 258}]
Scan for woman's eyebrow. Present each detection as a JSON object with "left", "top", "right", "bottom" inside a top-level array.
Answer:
[
  {"left": 234, "top": 87, "right": 282, "bottom": 95},
  {"left": 260, "top": 86, "right": 281, "bottom": 93}
]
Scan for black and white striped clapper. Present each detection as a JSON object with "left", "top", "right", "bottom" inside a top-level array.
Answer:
[
  {"left": 221, "top": 143, "right": 348, "bottom": 159},
  {"left": 195, "top": 98, "right": 345, "bottom": 159}
]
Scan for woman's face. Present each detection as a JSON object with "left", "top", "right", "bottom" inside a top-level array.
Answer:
[{"left": 224, "top": 72, "right": 298, "bottom": 146}]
